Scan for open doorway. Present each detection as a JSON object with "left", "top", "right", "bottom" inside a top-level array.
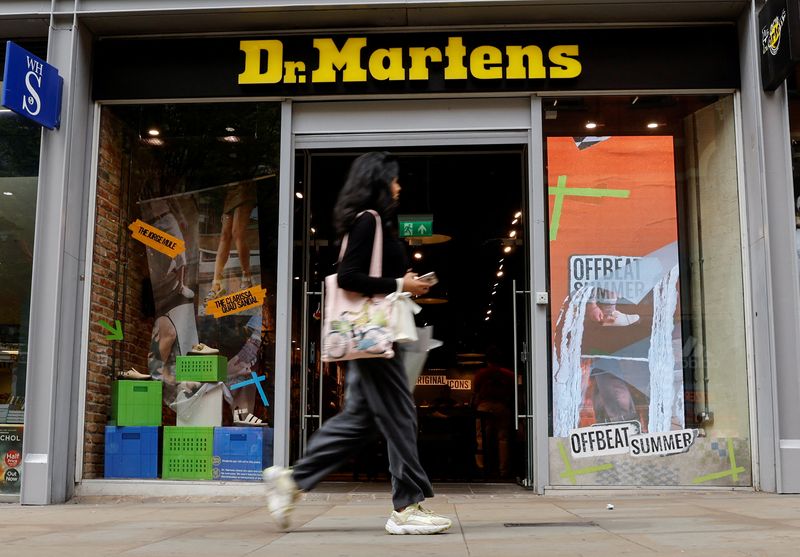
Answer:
[{"left": 291, "top": 146, "right": 534, "bottom": 485}]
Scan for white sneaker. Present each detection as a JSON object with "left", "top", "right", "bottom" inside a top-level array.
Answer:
[
  {"left": 385, "top": 503, "right": 452, "bottom": 535},
  {"left": 262, "top": 466, "right": 300, "bottom": 529},
  {"left": 602, "top": 310, "right": 640, "bottom": 327}
]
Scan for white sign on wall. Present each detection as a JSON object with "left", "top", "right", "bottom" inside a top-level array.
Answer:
[{"left": 569, "top": 421, "right": 697, "bottom": 459}]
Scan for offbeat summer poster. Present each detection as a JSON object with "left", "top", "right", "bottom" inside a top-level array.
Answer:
[{"left": 547, "top": 136, "right": 684, "bottom": 437}]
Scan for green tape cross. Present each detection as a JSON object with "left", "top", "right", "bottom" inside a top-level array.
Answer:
[
  {"left": 548, "top": 175, "right": 631, "bottom": 241},
  {"left": 692, "top": 438, "right": 746, "bottom": 484},
  {"left": 557, "top": 441, "right": 614, "bottom": 485}
]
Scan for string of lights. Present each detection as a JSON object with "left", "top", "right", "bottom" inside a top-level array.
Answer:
[{"left": 486, "top": 210, "right": 522, "bottom": 322}]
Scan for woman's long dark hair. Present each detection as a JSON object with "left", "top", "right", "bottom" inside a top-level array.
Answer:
[{"left": 333, "top": 152, "right": 399, "bottom": 238}]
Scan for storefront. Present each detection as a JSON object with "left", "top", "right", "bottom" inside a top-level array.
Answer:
[{"left": 7, "top": 1, "right": 800, "bottom": 503}]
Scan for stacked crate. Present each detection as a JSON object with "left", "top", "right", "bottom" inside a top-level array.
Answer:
[
  {"left": 163, "top": 355, "right": 228, "bottom": 480},
  {"left": 104, "top": 380, "right": 162, "bottom": 478}
]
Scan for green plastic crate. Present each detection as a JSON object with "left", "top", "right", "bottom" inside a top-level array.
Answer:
[
  {"left": 162, "top": 426, "right": 214, "bottom": 480},
  {"left": 175, "top": 355, "right": 228, "bottom": 382},
  {"left": 111, "top": 380, "right": 162, "bottom": 426}
]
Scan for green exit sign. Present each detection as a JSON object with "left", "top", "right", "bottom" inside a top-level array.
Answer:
[{"left": 399, "top": 214, "right": 433, "bottom": 238}]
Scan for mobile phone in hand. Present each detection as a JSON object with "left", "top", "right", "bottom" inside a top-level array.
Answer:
[{"left": 417, "top": 272, "right": 439, "bottom": 286}]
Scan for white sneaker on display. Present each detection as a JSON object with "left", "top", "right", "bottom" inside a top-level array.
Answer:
[
  {"left": 262, "top": 466, "right": 300, "bottom": 529},
  {"left": 385, "top": 503, "right": 452, "bottom": 535}
]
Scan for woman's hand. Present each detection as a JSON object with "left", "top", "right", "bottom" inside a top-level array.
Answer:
[{"left": 402, "top": 271, "right": 431, "bottom": 297}]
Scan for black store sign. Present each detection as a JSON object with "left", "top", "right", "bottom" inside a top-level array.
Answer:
[
  {"left": 760, "top": 0, "right": 800, "bottom": 91},
  {"left": 93, "top": 27, "right": 739, "bottom": 100}
]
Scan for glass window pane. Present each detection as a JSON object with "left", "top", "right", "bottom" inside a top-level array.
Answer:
[
  {"left": 0, "top": 111, "right": 40, "bottom": 432},
  {"left": 545, "top": 95, "right": 751, "bottom": 486},
  {"left": 84, "top": 103, "right": 281, "bottom": 480}
]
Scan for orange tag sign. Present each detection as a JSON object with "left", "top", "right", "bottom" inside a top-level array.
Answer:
[
  {"left": 128, "top": 219, "right": 186, "bottom": 258},
  {"left": 206, "top": 285, "right": 266, "bottom": 318}
]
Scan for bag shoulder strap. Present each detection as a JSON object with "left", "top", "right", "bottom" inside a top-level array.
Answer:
[{"left": 337, "top": 210, "right": 383, "bottom": 278}]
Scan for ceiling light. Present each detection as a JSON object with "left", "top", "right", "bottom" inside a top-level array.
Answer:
[
  {"left": 413, "top": 252, "right": 423, "bottom": 260},
  {"left": 220, "top": 135, "right": 241, "bottom": 143},
  {"left": 225, "top": 127, "right": 236, "bottom": 132},
  {"left": 485, "top": 317, "right": 490, "bottom": 321},
  {"left": 2, "top": 349, "right": 19, "bottom": 355},
  {"left": 499, "top": 264, "right": 503, "bottom": 270},
  {"left": 512, "top": 219, "right": 518, "bottom": 225},
  {"left": 487, "top": 310, "right": 492, "bottom": 315},
  {"left": 514, "top": 211, "right": 522, "bottom": 218},
  {"left": 2, "top": 191, "right": 12, "bottom": 196},
  {"left": 310, "top": 227, "right": 316, "bottom": 234},
  {"left": 585, "top": 122, "right": 598, "bottom": 130},
  {"left": 647, "top": 122, "right": 659, "bottom": 129},
  {"left": 141, "top": 137, "right": 164, "bottom": 146},
  {"left": 147, "top": 129, "right": 160, "bottom": 137},
  {"left": 503, "top": 246, "right": 512, "bottom": 253},
  {"left": 497, "top": 271, "right": 504, "bottom": 277},
  {"left": 295, "top": 192, "right": 304, "bottom": 199},
  {"left": 509, "top": 231, "right": 517, "bottom": 238}
]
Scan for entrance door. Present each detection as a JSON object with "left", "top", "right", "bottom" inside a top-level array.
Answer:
[{"left": 291, "top": 146, "right": 535, "bottom": 486}]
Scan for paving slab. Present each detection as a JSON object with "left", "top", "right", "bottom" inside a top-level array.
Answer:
[{"left": 2, "top": 487, "right": 800, "bottom": 556}]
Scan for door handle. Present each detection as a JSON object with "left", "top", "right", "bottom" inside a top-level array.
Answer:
[{"left": 512, "top": 279, "right": 520, "bottom": 431}]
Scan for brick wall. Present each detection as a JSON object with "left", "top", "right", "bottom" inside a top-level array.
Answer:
[{"left": 82, "top": 109, "right": 152, "bottom": 479}]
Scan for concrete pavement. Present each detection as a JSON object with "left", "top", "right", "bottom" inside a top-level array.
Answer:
[{"left": 2, "top": 483, "right": 800, "bottom": 556}]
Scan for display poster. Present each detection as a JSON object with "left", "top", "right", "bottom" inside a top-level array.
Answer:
[
  {"left": 548, "top": 136, "right": 684, "bottom": 438},
  {"left": 139, "top": 176, "right": 277, "bottom": 422},
  {"left": 0, "top": 425, "right": 23, "bottom": 495}
]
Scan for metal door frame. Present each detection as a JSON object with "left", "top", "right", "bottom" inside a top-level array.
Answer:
[{"left": 283, "top": 97, "right": 547, "bottom": 491}]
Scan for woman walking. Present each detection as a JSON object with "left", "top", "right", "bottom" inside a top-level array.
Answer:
[{"left": 263, "top": 152, "right": 452, "bottom": 535}]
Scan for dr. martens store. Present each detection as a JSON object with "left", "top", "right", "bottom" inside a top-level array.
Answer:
[{"left": 79, "top": 24, "right": 755, "bottom": 494}]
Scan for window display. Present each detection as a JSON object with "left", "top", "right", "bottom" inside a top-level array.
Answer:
[
  {"left": 85, "top": 103, "right": 281, "bottom": 481},
  {"left": 545, "top": 95, "right": 751, "bottom": 486}
]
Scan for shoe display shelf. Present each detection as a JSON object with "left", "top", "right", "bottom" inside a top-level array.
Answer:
[
  {"left": 212, "top": 426, "right": 274, "bottom": 481},
  {"left": 112, "top": 380, "right": 162, "bottom": 426},
  {"left": 175, "top": 355, "right": 228, "bottom": 382},
  {"left": 162, "top": 426, "right": 214, "bottom": 480},
  {"left": 104, "top": 426, "right": 159, "bottom": 479}
]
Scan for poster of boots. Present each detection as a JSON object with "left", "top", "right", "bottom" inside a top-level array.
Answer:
[
  {"left": 139, "top": 176, "right": 277, "bottom": 425},
  {"left": 548, "top": 136, "right": 684, "bottom": 437}
]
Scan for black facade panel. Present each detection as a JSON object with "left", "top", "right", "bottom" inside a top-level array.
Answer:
[{"left": 93, "top": 26, "right": 740, "bottom": 100}]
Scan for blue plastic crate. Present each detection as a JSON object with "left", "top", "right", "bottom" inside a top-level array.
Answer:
[
  {"left": 212, "top": 427, "right": 274, "bottom": 481},
  {"left": 104, "top": 426, "right": 159, "bottom": 479}
]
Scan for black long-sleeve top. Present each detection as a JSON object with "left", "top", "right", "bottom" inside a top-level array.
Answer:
[{"left": 337, "top": 212, "right": 408, "bottom": 296}]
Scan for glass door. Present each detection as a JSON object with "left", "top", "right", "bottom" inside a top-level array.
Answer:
[{"left": 291, "top": 146, "right": 535, "bottom": 486}]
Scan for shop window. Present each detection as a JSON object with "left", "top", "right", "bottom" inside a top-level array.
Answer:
[
  {"left": 544, "top": 95, "right": 751, "bottom": 486},
  {"left": 788, "top": 70, "right": 800, "bottom": 296},
  {"left": 85, "top": 103, "right": 280, "bottom": 481},
  {"left": 0, "top": 108, "right": 39, "bottom": 493}
]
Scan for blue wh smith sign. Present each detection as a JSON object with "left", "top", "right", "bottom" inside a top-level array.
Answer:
[{"left": 2, "top": 42, "right": 63, "bottom": 129}]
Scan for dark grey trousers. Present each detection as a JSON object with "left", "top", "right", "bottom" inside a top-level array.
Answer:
[{"left": 292, "top": 350, "right": 434, "bottom": 510}]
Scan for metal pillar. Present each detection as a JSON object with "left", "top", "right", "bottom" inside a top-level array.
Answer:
[{"left": 20, "top": 12, "right": 94, "bottom": 504}]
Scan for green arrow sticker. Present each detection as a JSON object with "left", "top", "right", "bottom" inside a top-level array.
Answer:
[{"left": 99, "top": 319, "right": 123, "bottom": 341}]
